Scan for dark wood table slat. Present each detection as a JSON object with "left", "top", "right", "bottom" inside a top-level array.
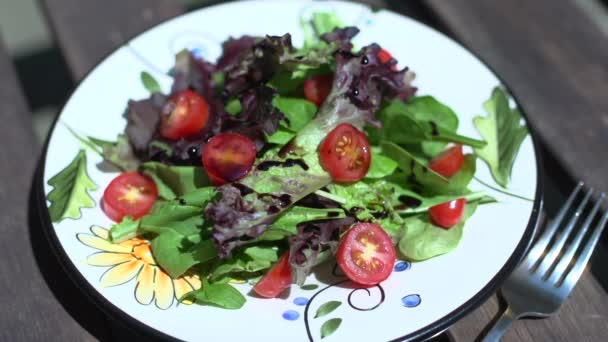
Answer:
[
  {"left": 0, "top": 36, "right": 97, "bottom": 342},
  {"left": 40, "top": 0, "right": 184, "bottom": 81},
  {"left": 423, "top": 0, "right": 608, "bottom": 340},
  {"left": 425, "top": 0, "right": 608, "bottom": 195}
]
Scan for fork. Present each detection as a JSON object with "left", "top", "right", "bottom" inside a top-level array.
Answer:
[{"left": 481, "top": 182, "right": 608, "bottom": 342}]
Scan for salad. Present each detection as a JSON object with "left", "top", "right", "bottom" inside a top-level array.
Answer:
[{"left": 59, "top": 12, "right": 527, "bottom": 309}]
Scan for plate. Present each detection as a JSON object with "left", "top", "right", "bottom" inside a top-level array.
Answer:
[{"left": 38, "top": 1, "right": 542, "bottom": 341}]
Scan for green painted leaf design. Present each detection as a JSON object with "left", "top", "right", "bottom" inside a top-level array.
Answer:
[
  {"left": 140, "top": 71, "right": 161, "bottom": 93},
  {"left": 474, "top": 87, "right": 528, "bottom": 188},
  {"left": 315, "top": 301, "right": 342, "bottom": 318},
  {"left": 320, "top": 318, "right": 342, "bottom": 339},
  {"left": 47, "top": 150, "right": 98, "bottom": 222},
  {"left": 300, "top": 284, "right": 319, "bottom": 290}
]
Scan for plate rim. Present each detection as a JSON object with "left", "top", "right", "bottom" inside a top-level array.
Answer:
[{"left": 35, "top": 1, "right": 544, "bottom": 341}]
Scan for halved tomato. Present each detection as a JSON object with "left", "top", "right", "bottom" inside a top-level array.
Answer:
[
  {"left": 337, "top": 223, "right": 396, "bottom": 285},
  {"left": 319, "top": 123, "right": 371, "bottom": 183},
  {"left": 303, "top": 74, "right": 333, "bottom": 106},
  {"left": 102, "top": 172, "right": 158, "bottom": 222},
  {"left": 377, "top": 48, "right": 393, "bottom": 64},
  {"left": 160, "top": 89, "right": 209, "bottom": 140},
  {"left": 428, "top": 145, "right": 464, "bottom": 178},
  {"left": 429, "top": 198, "right": 466, "bottom": 228},
  {"left": 253, "top": 252, "right": 292, "bottom": 298},
  {"left": 202, "top": 132, "right": 256, "bottom": 185}
]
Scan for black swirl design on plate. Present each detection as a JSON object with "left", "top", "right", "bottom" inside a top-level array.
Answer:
[{"left": 304, "top": 264, "right": 386, "bottom": 341}]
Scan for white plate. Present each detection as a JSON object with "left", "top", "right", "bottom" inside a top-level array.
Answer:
[{"left": 39, "top": 1, "right": 541, "bottom": 341}]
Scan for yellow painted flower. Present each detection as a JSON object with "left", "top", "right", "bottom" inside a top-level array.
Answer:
[{"left": 77, "top": 225, "right": 201, "bottom": 310}]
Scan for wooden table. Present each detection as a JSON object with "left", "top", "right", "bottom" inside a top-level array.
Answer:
[{"left": 1, "top": 0, "right": 607, "bottom": 340}]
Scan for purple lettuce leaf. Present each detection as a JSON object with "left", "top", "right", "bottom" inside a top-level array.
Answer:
[
  {"left": 288, "top": 216, "right": 355, "bottom": 285},
  {"left": 207, "top": 28, "right": 414, "bottom": 257}
]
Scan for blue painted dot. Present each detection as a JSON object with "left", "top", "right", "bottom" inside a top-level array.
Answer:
[
  {"left": 402, "top": 294, "right": 421, "bottom": 308},
  {"left": 394, "top": 261, "right": 411, "bottom": 272},
  {"left": 191, "top": 47, "right": 206, "bottom": 59},
  {"left": 366, "top": 19, "right": 373, "bottom": 26},
  {"left": 282, "top": 310, "right": 300, "bottom": 321},
  {"left": 293, "top": 297, "right": 309, "bottom": 306}
]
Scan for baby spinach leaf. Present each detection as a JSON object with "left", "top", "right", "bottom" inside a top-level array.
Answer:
[
  {"left": 140, "top": 162, "right": 210, "bottom": 200},
  {"left": 398, "top": 201, "right": 479, "bottom": 261},
  {"left": 369, "top": 99, "right": 486, "bottom": 150},
  {"left": 182, "top": 279, "right": 246, "bottom": 309},
  {"left": 151, "top": 232, "right": 216, "bottom": 278},
  {"left": 381, "top": 141, "right": 449, "bottom": 188},
  {"left": 366, "top": 148, "right": 398, "bottom": 179},
  {"left": 47, "top": 150, "right": 98, "bottom": 222},
  {"left": 474, "top": 87, "right": 528, "bottom": 188},
  {"left": 407, "top": 96, "right": 458, "bottom": 157}
]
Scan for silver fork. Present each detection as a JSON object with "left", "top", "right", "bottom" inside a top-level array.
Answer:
[{"left": 481, "top": 182, "right": 608, "bottom": 342}]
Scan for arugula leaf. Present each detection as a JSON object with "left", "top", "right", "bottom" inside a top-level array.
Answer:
[
  {"left": 273, "top": 96, "right": 317, "bottom": 132},
  {"left": 140, "top": 162, "right": 210, "bottom": 200},
  {"left": 474, "top": 87, "right": 528, "bottom": 188},
  {"left": 47, "top": 150, "right": 98, "bottom": 222},
  {"left": 398, "top": 201, "right": 479, "bottom": 261},
  {"left": 151, "top": 232, "right": 216, "bottom": 278},
  {"left": 182, "top": 279, "right": 246, "bottom": 309},
  {"left": 140, "top": 71, "right": 161, "bottom": 93}
]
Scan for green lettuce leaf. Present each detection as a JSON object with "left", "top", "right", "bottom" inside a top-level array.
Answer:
[
  {"left": 365, "top": 147, "right": 398, "bottom": 179},
  {"left": 272, "top": 96, "right": 317, "bottom": 132},
  {"left": 47, "top": 150, "right": 98, "bottom": 222},
  {"left": 210, "top": 246, "right": 280, "bottom": 281},
  {"left": 474, "top": 87, "right": 528, "bottom": 188}
]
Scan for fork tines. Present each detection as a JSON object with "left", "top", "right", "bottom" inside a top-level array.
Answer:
[{"left": 526, "top": 182, "right": 608, "bottom": 288}]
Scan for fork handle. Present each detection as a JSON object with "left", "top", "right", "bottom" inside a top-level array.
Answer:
[{"left": 481, "top": 306, "right": 518, "bottom": 342}]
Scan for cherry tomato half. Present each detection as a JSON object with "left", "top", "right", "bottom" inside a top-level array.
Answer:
[
  {"left": 429, "top": 198, "right": 467, "bottom": 228},
  {"left": 337, "top": 223, "right": 396, "bottom": 286},
  {"left": 160, "top": 89, "right": 210, "bottom": 140},
  {"left": 319, "top": 123, "right": 371, "bottom": 183},
  {"left": 102, "top": 172, "right": 158, "bottom": 222},
  {"left": 428, "top": 145, "right": 464, "bottom": 178},
  {"left": 253, "top": 252, "right": 292, "bottom": 298},
  {"left": 377, "top": 48, "right": 393, "bottom": 64},
  {"left": 377, "top": 48, "right": 398, "bottom": 70},
  {"left": 202, "top": 132, "right": 256, "bottom": 185},
  {"left": 303, "top": 74, "right": 333, "bottom": 106}
]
